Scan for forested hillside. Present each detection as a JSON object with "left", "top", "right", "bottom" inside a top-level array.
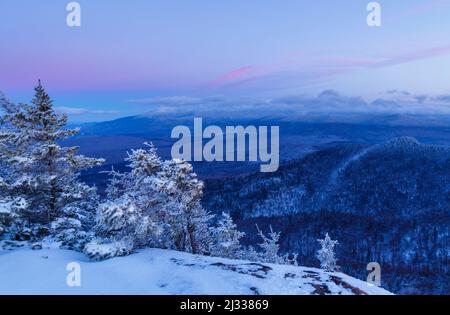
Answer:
[{"left": 203, "top": 138, "right": 450, "bottom": 294}]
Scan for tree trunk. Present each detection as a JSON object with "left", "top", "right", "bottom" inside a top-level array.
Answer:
[{"left": 187, "top": 223, "right": 198, "bottom": 254}]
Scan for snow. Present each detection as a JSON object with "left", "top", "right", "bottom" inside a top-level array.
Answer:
[
  {"left": 0, "top": 200, "right": 13, "bottom": 214},
  {"left": 0, "top": 205, "right": 11, "bottom": 215},
  {"left": 0, "top": 247, "right": 392, "bottom": 295}
]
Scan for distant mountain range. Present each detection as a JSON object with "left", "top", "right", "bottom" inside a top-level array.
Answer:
[
  {"left": 71, "top": 112, "right": 450, "bottom": 136},
  {"left": 68, "top": 112, "right": 450, "bottom": 178}
]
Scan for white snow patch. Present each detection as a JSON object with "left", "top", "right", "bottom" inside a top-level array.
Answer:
[
  {"left": 0, "top": 247, "right": 392, "bottom": 295},
  {"left": 0, "top": 201, "right": 12, "bottom": 214}
]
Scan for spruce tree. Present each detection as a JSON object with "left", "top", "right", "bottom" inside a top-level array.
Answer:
[
  {"left": 95, "top": 143, "right": 165, "bottom": 250},
  {"left": 98, "top": 144, "right": 214, "bottom": 255},
  {"left": 210, "top": 212, "right": 245, "bottom": 259},
  {"left": 316, "top": 233, "right": 339, "bottom": 271},
  {"left": 245, "top": 225, "right": 298, "bottom": 265},
  {"left": 256, "top": 225, "right": 284, "bottom": 264},
  {"left": 161, "top": 158, "right": 213, "bottom": 254},
  {"left": 0, "top": 81, "right": 104, "bottom": 226}
]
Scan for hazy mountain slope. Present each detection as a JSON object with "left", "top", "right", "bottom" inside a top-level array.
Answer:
[
  {"left": 327, "top": 137, "right": 450, "bottom": 217},
  {"left": 0, "top": 247, "right": 391, "bottom": 295},
  {"left": 70, "top": 114, "right": 450, "bottom": 166}
]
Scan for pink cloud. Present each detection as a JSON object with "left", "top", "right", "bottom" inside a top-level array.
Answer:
[
  {"left": 206, "top": 44, "right": 450, "bottom": 93},
  {"left": 372, "top": 44, "right": 450, "bottom": 68},
  {"left": 209, "top": 65, "right": 259, "bottom": 87}
]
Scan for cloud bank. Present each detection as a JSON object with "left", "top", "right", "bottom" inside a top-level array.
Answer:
[
  {"left": 55, "top": 107, "right": 119, "bottom": 116},
  {"left": 130, "top": 90, "right": 450, "bottom": 118}
]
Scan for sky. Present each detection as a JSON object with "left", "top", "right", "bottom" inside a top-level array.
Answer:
[{"left": 1, "top": 0, "right": 450, "bottom": 122}]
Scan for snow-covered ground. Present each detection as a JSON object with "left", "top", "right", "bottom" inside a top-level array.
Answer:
[{"left": 0, "top": 246, "right": 392, "bottom": 295}]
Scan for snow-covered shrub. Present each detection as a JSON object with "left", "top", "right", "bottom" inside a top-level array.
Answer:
[
  {"left": 242, "top": 225, "right": 298, "bottom": 265},
  {"left": 51, "top": 217, "right": 82, "bottom": 232},
  {"left": 0, "top": 197, "right": 28, "bottom": 238},
  {"left": 242, "top": 246, "right": 261, "bottom": 262},
  {"left": 94, "top": 197, "right": 161, "bottom": 251},
  {"left": 210, "top": 212, "right": 245, "bottom": 259},
  {"left": 95, "top": 199, "right": 140, "bottom": 238},
  {"left": 50, "top": 217, "right": 92, "bottom": 251},
  {"left": 84, "top": 238, "right": 133, "bottom": 261},
  {"left": 316, "top": 233, "right": 339, "bottom": 271},
  {"left": 8, "top": 221, "right": 32, "bottom": 241}
]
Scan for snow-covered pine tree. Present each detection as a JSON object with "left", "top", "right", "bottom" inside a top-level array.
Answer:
[
  {"left": 123, "top": 144, "right": 166, "bottom": 214},
  {"left": 121, "top": 144, "right": 167, "bottom": 248},
  {"left": 95, "top": 143, "right": 213, "bottom": 257},
  {"left": 0, "top": 82, "right": 104, "bottom": 230},
  {"left": 255, "top": 225, "right": 284, "bottom": 264},
  {"left": 127, "top": 142, "right": 163, "bottom": 178},
  {"left": 316, "top": 233, "right": 339, "bottom": 271},
  {"left": 245, "top": 225, "right": 298, "bottom": 265},
  {"left": 160, "top": 158, "right": 214, "bottom": 254},
  {"left": 93, "top": 143, "right": 164, "bottom": 252},
  {"left": 210, "top": 212, "right": 245, "bottom": 259}
]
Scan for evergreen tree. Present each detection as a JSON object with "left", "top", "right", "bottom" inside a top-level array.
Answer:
[
  {"left": 123, "top": 144, "right": 166, "bottom": 215},
  {"left": 210, "top": 212, "right": 245, "bottom": 259},
  {"left": 246, "top": 225, "right": 298, "bottom": 265},
  {"left": 316, "top": 233, "right": 339, "bottom": 271},
  {"left": 97, "top": 144, "right": 214, "bottom": 255},
  {"left": 160, "top": 158, "right": 213, "bottom": 254},
  {"left": 94, "top": 143, "right": 165, "bottom": 251},
  {"left": 256, "top": 225, "right": 284, "bottom": 264},
  {"left": 0, "top": 81, "right": 104, "bottom": 227}
]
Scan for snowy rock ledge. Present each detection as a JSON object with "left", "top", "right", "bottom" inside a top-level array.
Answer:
[{"left": 0, "top": 247, "right": 392, "bottom": 295}]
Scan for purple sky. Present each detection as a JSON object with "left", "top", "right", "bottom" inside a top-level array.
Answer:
[{"left": 1, "top": 0, "right": 450, "bottom": 121}]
